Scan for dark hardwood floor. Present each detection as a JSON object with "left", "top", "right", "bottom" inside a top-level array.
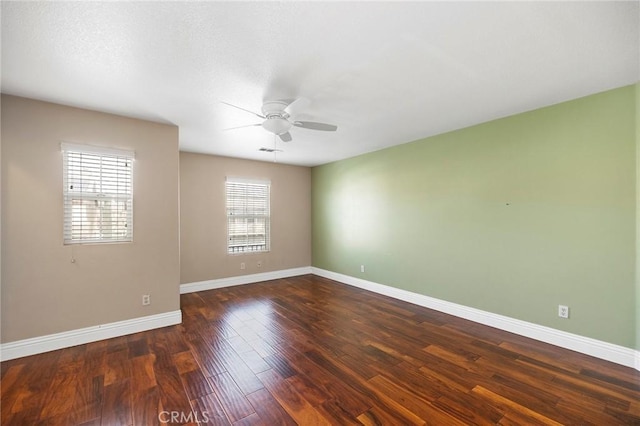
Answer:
[{"left": 2, "top": 274, "right": 640, "bottom": 425}]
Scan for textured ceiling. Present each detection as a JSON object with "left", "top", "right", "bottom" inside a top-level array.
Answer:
[{"left": 2, "top": 2, "right": 639, "bottom": 166}]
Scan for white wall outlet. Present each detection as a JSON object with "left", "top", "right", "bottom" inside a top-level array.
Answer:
[
  {"left": 240, "top": 262, "right": 246, "bottom": 270},
  {"left": 142, "top": 294, "right": 151, "bottom": 306},
  {"left": 360, "top": 265, "right": 365, "bottom": 273},
  {"left": 257, "top": 260, "right": 262, "bottom": 268},
  {"left": 558, "top": 305, "right": 569, "bottom": 318}
]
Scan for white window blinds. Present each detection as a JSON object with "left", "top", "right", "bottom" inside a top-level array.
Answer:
[
  {"left": 226, "top": 178, "right": 270, "bottom": 254},
  {"left": 62, "top": 143, "right": 134, "bottom": 244}
]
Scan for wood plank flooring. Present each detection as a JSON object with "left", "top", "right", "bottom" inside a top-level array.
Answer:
[{"left": 2, "top": 274, "right": 640, "bottom": 425}]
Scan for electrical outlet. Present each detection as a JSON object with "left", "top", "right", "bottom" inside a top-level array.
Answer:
[
  {"left": 142, "top": 294, "right": 151, "bottom": 306},
  {"left": 257, "top": 260, "right": 262, "bottom": 268},
  {"left": 360, "top": 265, "right": 365, "bottom": 273},
  {"left": 558, "top": 305, "right": 569, "bottom": 319},
  {"left": 240, "top": 262, "right": 246, "bottom": 270}
]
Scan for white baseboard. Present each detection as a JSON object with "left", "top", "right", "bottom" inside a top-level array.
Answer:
[
  {"left": 9, "top": 269, "right": 633, "bottom": 369},
  {"left": 180, "top": 266, "right": 313, "bottom": 294},
  {"left": 312, "top": 267, "right": 640, "bottom": 371},
  {"left": 0, "top": 310, "right": 182, "bottom": 362}
]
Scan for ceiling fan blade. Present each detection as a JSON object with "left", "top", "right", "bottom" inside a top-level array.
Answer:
[
  {"left": 284, "top": 97, "right": 311, "bottom": 117},
  {"left": 279, "top": 132, "right": 293, "bottom": 142},
  {"left": 220, "top": 101, "right": 266, "bottom": 119},
  {"left": 294, "top": 121, "right": 338, "bottom": 131},
  {"left": 223, "top": 123, "right": 262, "bottom": 131}
]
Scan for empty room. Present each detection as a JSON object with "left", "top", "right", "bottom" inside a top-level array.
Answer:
[{"left": 1, "top": 1, "right": 639, "bottom": 425}]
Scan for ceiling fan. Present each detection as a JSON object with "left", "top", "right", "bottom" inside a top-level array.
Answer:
[{"left": 221, "top": 98, "right": 337, "bottom": 142}]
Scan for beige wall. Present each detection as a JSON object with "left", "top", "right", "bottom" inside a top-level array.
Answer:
[
  {"left": 1, "top": 95, "right": 180, "bottom": 342},
  {"left": 180, "top": 152, "right": 311, "bottom": 283}
]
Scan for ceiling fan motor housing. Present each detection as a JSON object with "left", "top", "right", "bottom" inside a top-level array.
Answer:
[{"left": 261, "top": 101, "right": 292, "bottom": 135}]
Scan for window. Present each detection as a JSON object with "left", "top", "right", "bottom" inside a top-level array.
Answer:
[
  {"left": 62, "top": 143, "right": 134, "bottom": 244},
  {"left": 226, "top": 177, "right": 270, "bottom": 254}
]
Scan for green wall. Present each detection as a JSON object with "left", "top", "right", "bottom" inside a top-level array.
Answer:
[
  {"left": 636, "top": 82, "right": 640, "bottom": 351},
  {"left": 312, "top": 85, "right": 637, "bottom": 349}
]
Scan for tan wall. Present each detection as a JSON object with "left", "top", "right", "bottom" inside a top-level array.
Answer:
[
  {"left": 180, "top": 152, "right": 311, "bottom": 283},
  {"left": 1, "top": 95, "right": 180, "bottom": 342}
]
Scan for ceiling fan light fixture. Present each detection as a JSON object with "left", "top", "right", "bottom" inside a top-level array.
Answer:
[{"left": 261, "top": 117, "right": 292, "bottom": 135}]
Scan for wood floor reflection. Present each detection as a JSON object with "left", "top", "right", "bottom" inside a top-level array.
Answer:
[{"left": 2, "top": 274, "right": 640, "bottom": 425}]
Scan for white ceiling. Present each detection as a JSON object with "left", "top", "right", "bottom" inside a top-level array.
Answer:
[{"left": 2, "top": 2, "right": 638, "bottom": 167}]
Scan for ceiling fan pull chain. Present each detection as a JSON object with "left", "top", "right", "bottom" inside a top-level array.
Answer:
[{"left": 273, "top": 134, "right": 278, "bottom": 163}]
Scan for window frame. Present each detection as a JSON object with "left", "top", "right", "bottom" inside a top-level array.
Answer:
[
  {"left": 61, "top": 142, "right": 134, "bottom": 245},
  {"left": 225, "top": 177, "right": 271, "bottom": 255}
]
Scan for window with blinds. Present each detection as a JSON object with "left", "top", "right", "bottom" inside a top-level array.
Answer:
[
  {"left": 62, "top": 143, "right": 134, "bottom": 244},
  {"left": 226, "top": 178, "right": 270, "bottom": 254}
]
